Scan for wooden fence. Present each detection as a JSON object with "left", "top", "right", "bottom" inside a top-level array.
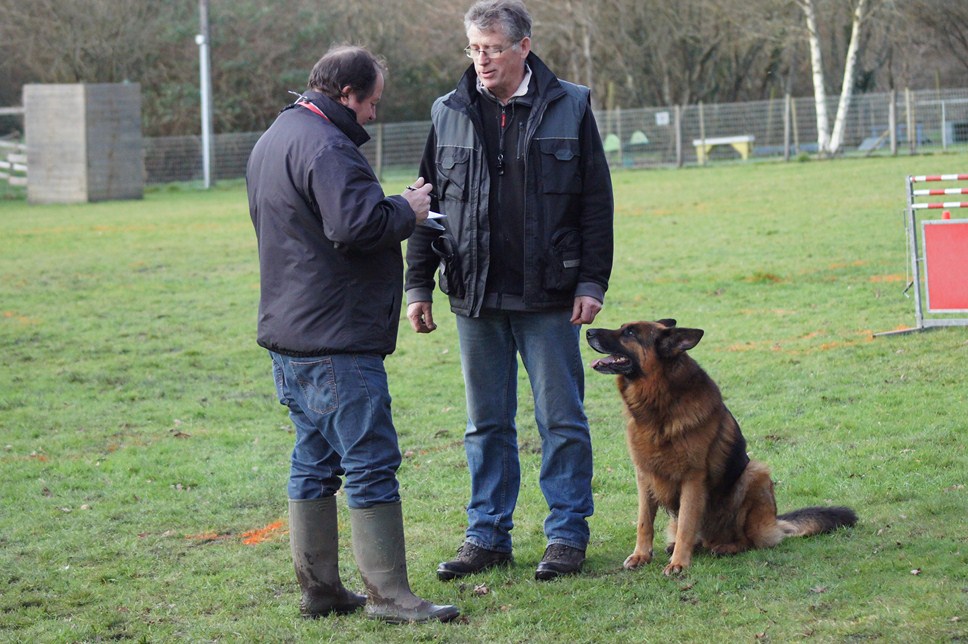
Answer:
[{"left": 0, "top": 139, "right": 27, "bottom": 187}]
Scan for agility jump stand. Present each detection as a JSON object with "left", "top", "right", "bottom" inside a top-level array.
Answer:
[{"left": 876, "top": 173, "right": 968, "bottom": 336}]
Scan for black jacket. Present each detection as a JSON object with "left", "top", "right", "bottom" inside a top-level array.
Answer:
[
  {"left": 405, "top": 53, "right": 614, "bottom": 317},
  {"left": 247, "top": 91, "right": 416, "bottom": 356}
]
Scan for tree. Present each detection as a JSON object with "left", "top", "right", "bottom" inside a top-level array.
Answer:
[
  {"left": 546, "top": 0, "right": 795, "bottom": 110},
  {"left": 795, "top": 0, "right": 872, "bottom": 156},
  {"left": 906, "top": 0, "right": 968, "bottom": 77},
  {"left": 0, "top": 0, "right": 194, "bottom": 132},
  {"left": 2, "top": 0, "right": 967, "bottom": 139},
  {"left": 530, "top": 0, "right": 596, "bottom": 95}
]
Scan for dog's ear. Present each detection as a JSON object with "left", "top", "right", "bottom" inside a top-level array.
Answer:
[
  {"left": 658, "top": 327, "right": 704, "bottom": 357},
  {"left": 657, "top": 318, "right": 677, "bottom": 328}
]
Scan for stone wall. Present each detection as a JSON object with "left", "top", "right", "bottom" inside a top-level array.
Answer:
[{"left": 24, "top": 83, "right": 143, "bottom": 203}]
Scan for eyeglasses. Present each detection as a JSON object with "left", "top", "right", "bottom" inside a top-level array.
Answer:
[{"left": 464, "top": 43, "right": 517, "bottom": 59}]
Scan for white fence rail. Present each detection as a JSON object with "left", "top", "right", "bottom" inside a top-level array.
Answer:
[{"left": 0, "top": 139, "right": 27, "bottom": 187}]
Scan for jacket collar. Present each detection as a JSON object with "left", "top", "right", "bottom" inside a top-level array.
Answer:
[
  {"left": 450, "top": 51, "right": 564, "bottom": 111},
  {"left": 297, "top": 90, "right": 370, "bottom": 147}
]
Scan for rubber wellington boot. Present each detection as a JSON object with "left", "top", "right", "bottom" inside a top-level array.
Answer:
[
  {"left": 349, "top": 501, "right": 460, "bottom": 624},
  {"left": 289, "top": 497, "right": 366, "bottom": 618}
]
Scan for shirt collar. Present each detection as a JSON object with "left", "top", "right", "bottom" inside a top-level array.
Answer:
[{"left": 477, "top": 64, "right": 532, "bottom": 104}]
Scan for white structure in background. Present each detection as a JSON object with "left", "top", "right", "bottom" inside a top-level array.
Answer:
[{"left": 24, "top": 83, "right": 143, "bottom": 204}]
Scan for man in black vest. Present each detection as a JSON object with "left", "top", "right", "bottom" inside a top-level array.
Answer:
[{"left": 405, "top": 0, "right": 614, "bottom": 581}]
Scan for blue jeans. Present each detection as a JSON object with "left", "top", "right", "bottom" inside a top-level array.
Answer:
[
  {"left": 270, "top": 351, "right": 401, "bottom": 509},
  {"left": 455, "top": 310, "right": 594, "bottom": 553}
]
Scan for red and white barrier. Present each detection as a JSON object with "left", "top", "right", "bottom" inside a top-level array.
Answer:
[
  {"left": 910, "top": 174, "right": 968, "bottom": 182},
  {"left": 877, "top": 172, "right": 968, "bottom": 335},
  {"left": 911, "top": 201, "right": 968, "bottom": 209},
  {"left": 911, "top": 188, "right": 968, "bottom": 196}
]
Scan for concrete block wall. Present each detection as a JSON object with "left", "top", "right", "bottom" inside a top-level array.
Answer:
[{"left": 24, "top": 83, "right": 143, "bottom": 204}]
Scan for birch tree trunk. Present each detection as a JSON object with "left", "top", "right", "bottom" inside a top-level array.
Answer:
[
  {"left": 797, "top": 0, "right": 831, "bottom": 155},
  {"left": 829, "top": 0, "right": 868, "bottom": 153}
]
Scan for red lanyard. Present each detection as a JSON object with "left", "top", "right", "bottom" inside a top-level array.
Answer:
[{"left": 298, "top": 100, "right": 330, "bottom": 122}]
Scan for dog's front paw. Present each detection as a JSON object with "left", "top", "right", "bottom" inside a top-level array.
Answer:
[
  {"left": 623, "top": 549, "right": 653, "bottom": 569},
  {"left": 662, "top": 561, "right": 688, "bottom": 576}
]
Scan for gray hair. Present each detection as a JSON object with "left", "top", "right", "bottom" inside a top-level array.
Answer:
[{"left": 464, "top": 0, "right": 532, "bottom": 42}]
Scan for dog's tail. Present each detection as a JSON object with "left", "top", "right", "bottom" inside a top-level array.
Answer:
[{"left": 776, "top": 506, "right": 857, "bottom": 537}]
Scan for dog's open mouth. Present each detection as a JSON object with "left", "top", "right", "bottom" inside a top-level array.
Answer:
[
  {"left": 587, "top": 329, "right": 636, "bottom": 375},
  {"left": 590, "top": 353, "right": 633, "bottom": 374}
]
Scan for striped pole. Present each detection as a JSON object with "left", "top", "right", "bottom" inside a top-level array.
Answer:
[
  {"left": 909, "top": 173, "right": 968, "bottom": 209},
  {"left": 910, "top": 202, "right": 968, "bottom": 209},
  {"left": 912, "top": 188, "right": 968, "bottom": 196},
  {"left": 910, "top": 174, "right": 968, "bottom": 182}
]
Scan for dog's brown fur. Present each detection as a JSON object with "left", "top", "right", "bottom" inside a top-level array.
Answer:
[{"left": 587, "top": 319, "right": 857, "bottom": 575}]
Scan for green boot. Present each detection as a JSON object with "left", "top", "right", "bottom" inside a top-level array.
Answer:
[
  {"left": 289, "top": 497, "right": 366, "bottom": 618},
  {"left": 350, "top": 502, "right": 460, "bottom": 624}
]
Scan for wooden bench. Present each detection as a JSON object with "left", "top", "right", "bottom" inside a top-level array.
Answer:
[{"left": 692, "top": 135, "right": 755, "bottom": 163}]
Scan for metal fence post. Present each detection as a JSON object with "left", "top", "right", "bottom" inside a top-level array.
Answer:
[
  {"left": 698, "top": 101, "right": 706, "bottom": 166},
  {"left": 783, "top": 94, "right": 791, "bottom": 162},
  {"left": 890, "top": 89, "right": 897, "bottom": 156},
  {"left": 675, "top": 105, "right": 683, "bottom": 168},
  {"left": 906, "top": 88, "right": 915, "bottom": 155}
]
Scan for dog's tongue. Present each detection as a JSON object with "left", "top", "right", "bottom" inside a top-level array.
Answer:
[{"left": 591, "top": 356, "right": 615, "bottom": 369}]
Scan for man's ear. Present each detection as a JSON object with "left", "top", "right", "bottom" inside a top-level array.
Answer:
[{"left": 339, "top": 85, "right": 353, "bottom": 104}]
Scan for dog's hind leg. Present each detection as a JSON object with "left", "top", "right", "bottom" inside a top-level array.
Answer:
[
  {"left": 708, "top": 541, "right": 750, "bottom": 556},
  {"left": 744, "top": 469, "right": 787, "bottom": 549}
]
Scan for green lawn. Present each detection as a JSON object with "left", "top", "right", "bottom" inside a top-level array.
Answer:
[{"left": 1, "top": 153, "right": 966, "bottom": 642}]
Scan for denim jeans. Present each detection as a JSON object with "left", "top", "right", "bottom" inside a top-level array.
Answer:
[
  {"left": 270, "top": 351, "right": 401, "bottom": 509},
  {"left": 455, "top": 310, "right": 594, "bottom": 552}
]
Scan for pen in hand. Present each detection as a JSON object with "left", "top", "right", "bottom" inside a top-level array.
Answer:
[
  {"left": 405, "top": 182, "right": 445, "bottom": 230},
  {"left": 407, "top": 185, "right": 438, "bottom": 200}
]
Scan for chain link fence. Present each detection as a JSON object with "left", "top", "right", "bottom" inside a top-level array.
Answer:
[{"left": 129, "top": 86, "right": 968, "bottom": 184}]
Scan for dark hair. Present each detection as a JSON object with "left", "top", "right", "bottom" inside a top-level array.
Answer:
[
  {"left": 307, "top": 45, "right": 387, "bottom": 101},
  {"left": 464, "top": 0, "right": 532, "bottom": 42}
]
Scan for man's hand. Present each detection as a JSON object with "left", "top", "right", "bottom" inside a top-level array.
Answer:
[
  {"left": 402, "top": 176, "right": 433, "bottom": 223},
  {"left": 571, "top": 295, "right": 602, "bottom": 325},
  {"left": 408, "top": 301, "right": 437, "bottom": 333}
]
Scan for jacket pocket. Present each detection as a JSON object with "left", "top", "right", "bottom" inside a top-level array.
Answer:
[
  {"left": 543, "top": 228, "right": 581, "bottom": 292},
  {"left": 538, "top": 139, "right": 581, "bottom": 194},
  {"left": 431, "top": 234, "right": 466, "bottom": 298},
  {"left": 437, "top": 146, "right": 471, "bottom": 202}
]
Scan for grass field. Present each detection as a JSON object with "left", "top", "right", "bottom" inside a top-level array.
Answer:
[{"left": 1, "top": 153, "right": 967, "bottom": 643}]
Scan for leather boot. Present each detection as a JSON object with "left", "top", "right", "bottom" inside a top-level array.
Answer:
[
  {"left": 289, "top": 497, "right": 366, "bottom": 618},
  {"left": 349, "top": 501, "right": 460, "bottom": 624}
]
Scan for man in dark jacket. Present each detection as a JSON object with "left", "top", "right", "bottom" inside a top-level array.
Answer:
[
  {"left": 247, "top": 45, "right": 458, "bottom": 624},
  {"left": 405, "top": 1, "right": 614, "bottom": 582}
]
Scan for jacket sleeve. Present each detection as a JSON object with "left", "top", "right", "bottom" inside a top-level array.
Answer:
[
  {"left": 575, "top": 98, "right": 614, "bottom": 303},
  {"left": 310, "top": 140, "right": 416, "bottom": 253},
  {"left": 404, "top": 127, "right": 443, "bottom": 304}
]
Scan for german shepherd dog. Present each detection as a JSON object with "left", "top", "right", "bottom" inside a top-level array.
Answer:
[{"left": 586, "top": 319, "right": 857, "bottom": 576}]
